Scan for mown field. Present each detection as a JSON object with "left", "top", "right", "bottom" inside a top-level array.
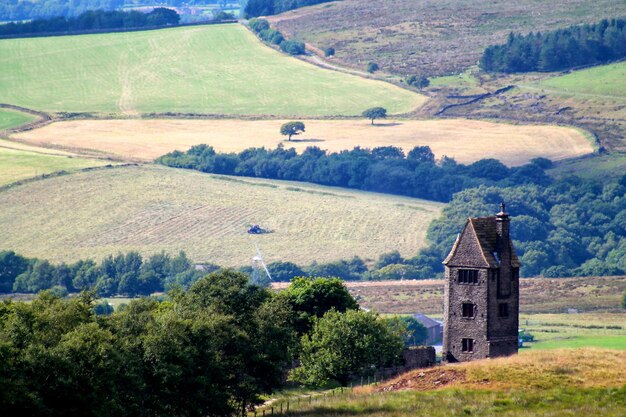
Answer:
[
  {"left": 13, "top": 118, "right": 594, "bottom": 166},
  {"left": 0, "top": 24, "right": 423, "bottom": 116},
  {"left": 0, "top": 164, "right": 443, "bottom": 265},
  {"left": 273, "top": 276, "right": 626, "bottom": 315},
  {"left": 258, "top": 349, "right": 626, "bottom": 417},
  {"left": 0, "top": 140, "right": 111, "bottom": 186},
  {"left": 530, "top": 61, "right": 626, "bottom": 100},
  {"left": 269, "top": 0, "right": 626, "bottom": 76},
  {"left": 0, "top": 108, "right": 35, "bottom": 130}
]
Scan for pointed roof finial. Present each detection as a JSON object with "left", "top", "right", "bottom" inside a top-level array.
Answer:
[{"left": 497, "top": 201, "right": 508, "bottom": 218}]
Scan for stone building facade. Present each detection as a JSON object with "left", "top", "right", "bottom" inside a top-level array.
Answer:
[{"left": 442, "top": 204, "right": 520, "bottom": 362}]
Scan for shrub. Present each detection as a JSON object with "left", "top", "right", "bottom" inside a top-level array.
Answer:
[
  {"left": 324, "top": 47, "right": 335, "bottom": 57},
  {"left": 405, "top": 74, "right": 430, "bottom": 89},
  {"left": 280, "top": 39, "right": 305, "bottom": 55},
  {"left": 367, "top": 62, "right": 379, "bottom": 73}
]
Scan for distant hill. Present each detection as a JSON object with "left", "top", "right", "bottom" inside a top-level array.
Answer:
[{"left": 269, "top": 0, "right": 626, "bottom": 76}]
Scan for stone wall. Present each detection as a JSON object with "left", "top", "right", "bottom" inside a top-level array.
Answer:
[{"left": 402, "top": 346, "right": 436, "bottom": 369}]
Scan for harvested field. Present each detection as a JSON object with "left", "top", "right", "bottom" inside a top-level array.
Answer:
[
  {"left": 271, "top": 276, "right": 626, "bottom": 314},
  {"left": 270, "top": 0, "right": 626, "bottom": 76},
  {"left": 12, "top": 118, "right": 594, "bottom": 166},
  {"left": 0, "top": 24, "right": 423, "bottom": 116},
  {"left": 0, "top": 164, "right": 443, "bottom": 265}
]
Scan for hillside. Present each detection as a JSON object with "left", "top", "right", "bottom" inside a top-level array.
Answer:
[
  {"left": 0, "top": 24, "right": 424, "bottom": 116},
  {"left": 269, "top": 0, "right": 626, "bottom": 76},
  {"left": 0, "top": 164, "right": 443, "bottom": 265},
  {"left": 12, "top": 118, "right": 594, "bottom": 166}
]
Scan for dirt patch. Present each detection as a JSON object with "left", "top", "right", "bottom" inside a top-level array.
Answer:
[{"left": 373, "top": 368, "right": 467, "bottom": 392}]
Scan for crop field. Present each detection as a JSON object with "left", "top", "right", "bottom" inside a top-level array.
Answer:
[
  {"left": 0, "top": 108, "right": 35, "bottom": 130},
  {"left": 269, "top": 0, "right": 626, "bottom": 76},
  {"left": 0, "top": 164, "right": 443, "bottom": 265},
  {"left": 0, "top": 142, "right": 110, "bottom": 186},
  {"left": 272, "top": 276, "right": 626, "bottom": 315},
  {"left": 13, "top": 118, "right": 594, "bottom": 166},
  {"left": 0, "top": 24, "right": 423, "bottom": 116},
  {"left": 258, "top": 349, "right": 626, "bottom": 417}
]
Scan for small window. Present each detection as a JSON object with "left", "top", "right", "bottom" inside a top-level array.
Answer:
[
  {"left": 498, "top": 303, "right": 509, "bottom": 317},
  {"left": 458, "top": 269, "right": 479, "bottom": 284},
  {"left": 461, "top": 338, "right": 474, "bottom": 353},
  {"left": 462, "top": 303, "right": 476, "bottom": 318}
]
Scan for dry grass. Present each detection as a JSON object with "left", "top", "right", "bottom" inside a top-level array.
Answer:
[
  {"left": 272, "top": 276, "right": 626, "bottom": 314},
  {"left": 370, "top": 349, "right": 626, "bottom": 393},
  {"left": 12, "top": 118, "right": 593, "bottom": 166},
  {"left": 0, "top": 164, "right": 442, "bottom": 266}
]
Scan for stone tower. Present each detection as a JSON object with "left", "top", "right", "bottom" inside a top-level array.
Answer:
[{"left": 442, "top": 203, "right": 520, "bottom": 362}]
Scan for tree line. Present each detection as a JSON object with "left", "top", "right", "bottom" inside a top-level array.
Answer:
[
  {"left": 249, "top": 18, "right": 305, "bottom": 55},
  {"left": 0, "top": 7, "right": 179, "bottom": 36},
  {"left": 0, "top": 273, "right": 422, "bottom": 415},
  {"left": 423, "top": 174, "right": 626, "bottom": 278},
  {"left": 156, "top": 144, "right": 551, "bottom": 202},
  {"left": 480, "top": 18, "right": 626, "bottom": 73},
  {"left": 244, "top": 0, "right": 333, "bottom": 18}
]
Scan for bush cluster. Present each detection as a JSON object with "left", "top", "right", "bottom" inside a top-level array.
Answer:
[
  {"left": 249, "top": 18, "right": 305, "bottom": 55},
  {"left": 480, "top": 18, "right": 626, "bottom": 73}
]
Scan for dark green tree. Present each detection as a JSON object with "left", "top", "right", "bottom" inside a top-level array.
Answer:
[
  {"left": 280, "top": 121, "right": 305, "bottom": 141},
  {"left": 362, "top": 107, "right": 387, "bottom": 125}
]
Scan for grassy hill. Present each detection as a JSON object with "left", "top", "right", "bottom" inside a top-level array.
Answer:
[
  {"left": 0, "top": 24, "right": 424, "bottom": 116},
  {"left": 260, "top": 349, "right": 625, "bottom": 417},
  {"left": 0, "top": 164, "right": 443, "bottom": 265},
  {"left": 12, "top": 118, "right": 593, "bottom": 166},
  {"left": 270, "top": 0, "right": 626, "bottom": 76}
]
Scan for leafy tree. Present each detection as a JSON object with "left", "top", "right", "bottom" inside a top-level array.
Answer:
[
  {"left": 0, "top": 250, "right": 29, "bottom": 293},
  {"left": 375, "top": 250, "right": 404, "bottom": 269},
  {"left": 280, "top": 121, "right": 305, "bottom": 141},
  {"left": 267, "top": 261, "right": 304, "bottom": 281},
  {"left": 401, "top": 316, "right": 429, "bottom": 346},
  {"left": 291, "top": 310, "right": 405, "bottom": 386},
  {"left": 324, "top": 47, "right": 335, "bottom": 57},
  {"left": 362, "top": 107, "right": 387, "bottom": 125},
  {"left": 278, "top": 276, "right": 358, "bottom": 335}
]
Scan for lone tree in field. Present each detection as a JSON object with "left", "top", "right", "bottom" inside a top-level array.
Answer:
[
  {"left": 280, "top": 121, "right": 305, "bottom": 141},
  {"left": 362, "top": 107, "right": 387, "bottom": 125}
]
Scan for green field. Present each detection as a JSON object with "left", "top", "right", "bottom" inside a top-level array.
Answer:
[
  {"left": 528, "top": 335, "right": 626, "bottom": 350},
  {"left": 0, "top": 108, "right": 35, "bottom": 130},
  {"left": 549, "top": 153, "right": 626, "bottom": 180},
  {"left": 0, "top": 24, "right": 424, "bottom": 116},
  {"left": 0, "top": 145, "right": 110, "bottom": 186},
  {"left": 0, "top": 164, "right": 443, "bottom": 266},
  {"left": 532, "top": 62, "right": 626, "bottom": 100}
]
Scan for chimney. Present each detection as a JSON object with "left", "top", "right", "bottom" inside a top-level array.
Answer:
[{"left": 496, "top": 202, "right": 510, "bottom": 259}]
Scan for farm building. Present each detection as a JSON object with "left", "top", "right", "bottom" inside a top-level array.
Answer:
[
  {"left": 412, "top": 313, "right": 442, "bottom": 345},
  {"left": 442, "top": 203, "right": 520, "bottom": 362}
]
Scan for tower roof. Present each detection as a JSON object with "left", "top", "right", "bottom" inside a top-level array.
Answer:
[{"left": 443, "top": 215, "right": 520, "bottom": 268}]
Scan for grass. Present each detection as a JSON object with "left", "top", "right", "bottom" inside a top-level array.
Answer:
[
  {"left": 0, "top": 145, "right": 110, "bottom": 186},
  {"left": 269, "top": 0, "right": 626, "bottom": 76},
  {"left": 0, "top": 164, "right": 443, "bottom": 266},
  {"left": 13, "top": 118, "right": 594, "bottom": 166},
  {"left": 531, "top": 62, "right": 626, "bottom": 100},
  {"left": 0, "top": 108, "right": 36, "bottom": 130},
  {"left": 0, "top": 24, "right": 424, "bottom": 116},
  {"left": 528, "top": 335, "right": 626, "bottom": 350},
  {"left": 256, "top": 349, "right": 626, "bottom": 417}
]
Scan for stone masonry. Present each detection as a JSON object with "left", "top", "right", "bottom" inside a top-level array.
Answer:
[{"left": 442, "top": 204, "right": 520, "bottom": 362}]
